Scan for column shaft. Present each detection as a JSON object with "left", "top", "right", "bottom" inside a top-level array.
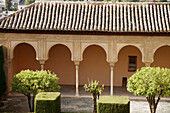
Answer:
[
  {"left": 110, "top": 66, "right": 114, "bottom": 96},
  {"left": 75, "top": 65, "right": 79, "bottom": 96},
  {"left": 7, "top": 59, "right": 12, "bottom": 93}
]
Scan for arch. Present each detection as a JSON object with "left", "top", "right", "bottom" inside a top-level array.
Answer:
[
  {"left": 45, "top": 44, "right": 75, "bottom": 85},
  {"left": 12, "top": 43, "right": 40, "bottom": 76},
  {"left": 151, "top": 45, "right": 170, "bottom": 68},
  {"left": 82, "top": 44, "right": 107, "bottom": 59},
  {"left": 81, "top": 43, "right": 108, "bottom": 61},
  {"left": 10, "top": 41, "right": 38, "bottom": 60},
  {"left": 80, "top": 45, "right": 110, "bottom": 86},
  {"left": 114, "top": 45, "right": 145, "bottom": 86},
  {"left": 117, "top": 44, "right": 144, "bottom": 62},
  {"left": 152, "top": 44, "right": 170, "bottom": 59},
  {"left": 46, "top": 42, "right": 73, "bottom": 60}
]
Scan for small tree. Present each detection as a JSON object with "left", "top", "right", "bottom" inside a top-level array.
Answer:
[
  {"left": 127, "top": 67, "right": 170, "bottom": 113},
  {"left": 11, "top": 70, "right": 60, "bottom": 112},
  {"left": 84, "top": 80, "right": 104, "bottom": 113}
]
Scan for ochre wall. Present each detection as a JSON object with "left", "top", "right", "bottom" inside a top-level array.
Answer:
[
  {"left": 10, "top": 43, "right": 170, "bottom": 87},
  {"left": 151, "top": 46, "right": 170, "bottom": 68},
  {"left": 79, "top": 45, "right": 110, "bottom": 86},
  {"left": 45, "top": 44, "right": 75, "bottom": 85},
  {"left": 114, "top": 46, "right": 145, "bottom": 86},
  {"left": 12, "top": 43, "right": 40, "bottom": 76}
]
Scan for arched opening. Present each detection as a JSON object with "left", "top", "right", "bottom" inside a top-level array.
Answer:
[
  {"left": 151, "top": 46, "right": 170, "bottom": 68},
  {"left": 45, "top": 44, "right": 75, "bottom": 85},
  {"left": 12, "top": 43, "right": 40, "bottom": 76},
  {"left": 80, "top": 45, "right": 110, "bottom": 86},
  {"left": 114, "top": 45, "right": 144, "bottom": 86}
]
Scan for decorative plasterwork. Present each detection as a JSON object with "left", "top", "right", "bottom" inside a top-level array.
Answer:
[
  {"left": 46, "top": 41, "right": 73, "bottom": 60},
  {"left": 152, "top": 44, "right": 170, "bottom": 61},
  {"left": 10, "top": 40, "right": 38, "bottom": 60},
  {"left": 81, "top": 42, "right": 108, "bottom": 61},
  {"left": 117, "top": 43, "right": 144, "bottom": 62}
]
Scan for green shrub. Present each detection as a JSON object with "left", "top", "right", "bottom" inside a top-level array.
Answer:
[
  {"left": 35, "top": 92, "right": 60, "bottom": 113},
  {"left": 127, "top": 67, "right": 170, "bottom": 113},
  {"left": 0, "top": 45, "right": 6, "bottom": 100},
  {"left": 97, "top": 96, "right": 130, "bottom": 113},
  {"left": 25, "top": 0, "right": 35, "bottom": 5},
  {"left": 11, "top": 70, "right": 60, "bottom": 112}
]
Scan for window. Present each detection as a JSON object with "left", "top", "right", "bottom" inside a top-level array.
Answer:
[{"left": 128, "top": 56, "right": 137, "bottom": 72}]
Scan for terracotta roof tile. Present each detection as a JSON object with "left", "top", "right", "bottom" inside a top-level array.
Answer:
[{"left": 0, "top": 1, "right": 169, "bottom": 33}]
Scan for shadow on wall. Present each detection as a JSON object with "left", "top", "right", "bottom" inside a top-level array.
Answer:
[
  {"left": 151, "top": 46, "right": 170, "bottom": 68},
  {"left": 79, "top": 45, "right": 110, "bottom": 86},
  {"left": 114, "top": 45, "right": 145, "bottom": 87},
  {"left": 12, "top": 43, "right": 40, "bottom": 76},
  {"left": 45, "top": 44, "right": 75, "bottom": 85}
]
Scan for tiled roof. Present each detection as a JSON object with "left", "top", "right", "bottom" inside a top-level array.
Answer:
[{"left": 0, "top": 2, "right": 170, "bottom": 33}]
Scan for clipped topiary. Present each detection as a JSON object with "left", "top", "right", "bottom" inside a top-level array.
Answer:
[
  {"left": 11, "top": 70, "right": 60, "bottom": 112},
  {"left": 35, "top": 92, "right": 61, "bottom": 113},
  {"left": 97, "top": 96, "right": 130, "bottom": 113}
]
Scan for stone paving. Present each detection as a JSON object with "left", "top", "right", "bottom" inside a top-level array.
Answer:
[
  {"left": 61, "top": 97, "right": 170, "bottom": 113},
  {"left": 0, "top": 86, "right": 170, "bottom": 113},
  {"left": 130, "top": 101, "right": 170, "bottom": 113},
  {"left": 1, "top": 96, "right": 170, "bottom": 113}
]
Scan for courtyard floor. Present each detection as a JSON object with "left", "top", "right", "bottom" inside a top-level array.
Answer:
[{"left": 0, "top": 86, "right": 170, "bottom": 113}]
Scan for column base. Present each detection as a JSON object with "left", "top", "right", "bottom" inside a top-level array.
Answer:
[{"left": 75, "top": 92, "right": 79, "bottom": 97}]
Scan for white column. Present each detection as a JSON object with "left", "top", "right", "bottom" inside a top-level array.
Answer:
[
  {"left": 110, "top": 66, "right": 113, "bottom": 96},
  {"left": 8, "top": 59, "right": 12, "bottom": 92},
  {"left": 110, "top": 63, "right": 115, "bottom": 96},
  {"left": 75, "top": 61, "right": 80, "bottom": 96},
  {"left": 39, "top": 60, "right": 45, "bottom": 70}
]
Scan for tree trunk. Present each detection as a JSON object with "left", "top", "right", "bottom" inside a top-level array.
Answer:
[
  {"left": 27, "top": 95, "right": 32, "bottom": 112},
  {"left": 147, "top": 97, "right": 160, "bottom": 113},
  {"left": 32, "top": 94, "right": 35, "bottom": 112},
  {"left": 149, "top": 103, "right": 157, "bottom": 113},
  {"left": 93, "top": 97, "right": 97, "bottom": 113},
  {"left": 150, "top": 104, "right": 156, "bottom": 113}
]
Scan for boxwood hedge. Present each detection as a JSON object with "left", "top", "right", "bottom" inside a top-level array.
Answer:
[
  {"left": 97, "top": 96, "right": 130, "bottom": 113},
  {"left": 35, "top": 92, "right": 60, "bottom": 113}
]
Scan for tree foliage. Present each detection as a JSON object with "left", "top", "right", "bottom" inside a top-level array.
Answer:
[
  {"left": 11, "top": 70, "right": 60, "bottom": 112},
  {"left": 127, "top": 67, "right": 170, "bottom": 113},
  {"left": 13, "top": 3, "right": 18, "bottom": 11},
  {"left": 6, "top": 0, "right": 12, "bottom": 11},
  {"left": 25, "top": 0, "right": 35, "bottom": 5},
  {"left": 84, "top": 80, "right": 104, "bottom": 113}
]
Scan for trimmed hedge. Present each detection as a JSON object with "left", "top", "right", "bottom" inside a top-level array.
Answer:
[
  {"left": 35, "top": 92, "right": 60, "bottom": 113},
  {"left": 0, "top": 45, "right": 6, "bottom": 100},
  {"left": 97, "top": 96, "right": 130, "bottom": 113}
]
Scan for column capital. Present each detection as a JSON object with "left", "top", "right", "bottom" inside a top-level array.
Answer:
[
  {"left": 108, "top": 62, "right": 116, "bottom": 67},
  {"left": 8, "top": 59, "right": 12, "bottom": 63},
  {"left": 144, "top": 62, "right": 152, "bottom": 67},
  {"left": 74, "top": 61, "right": 80, "bottom": 66},
  {"left": 38, "top": 60, "right": 46, "bottom": 70},
  {"left": 39, "top": 60, "right": 46, "bottom": 65}
]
